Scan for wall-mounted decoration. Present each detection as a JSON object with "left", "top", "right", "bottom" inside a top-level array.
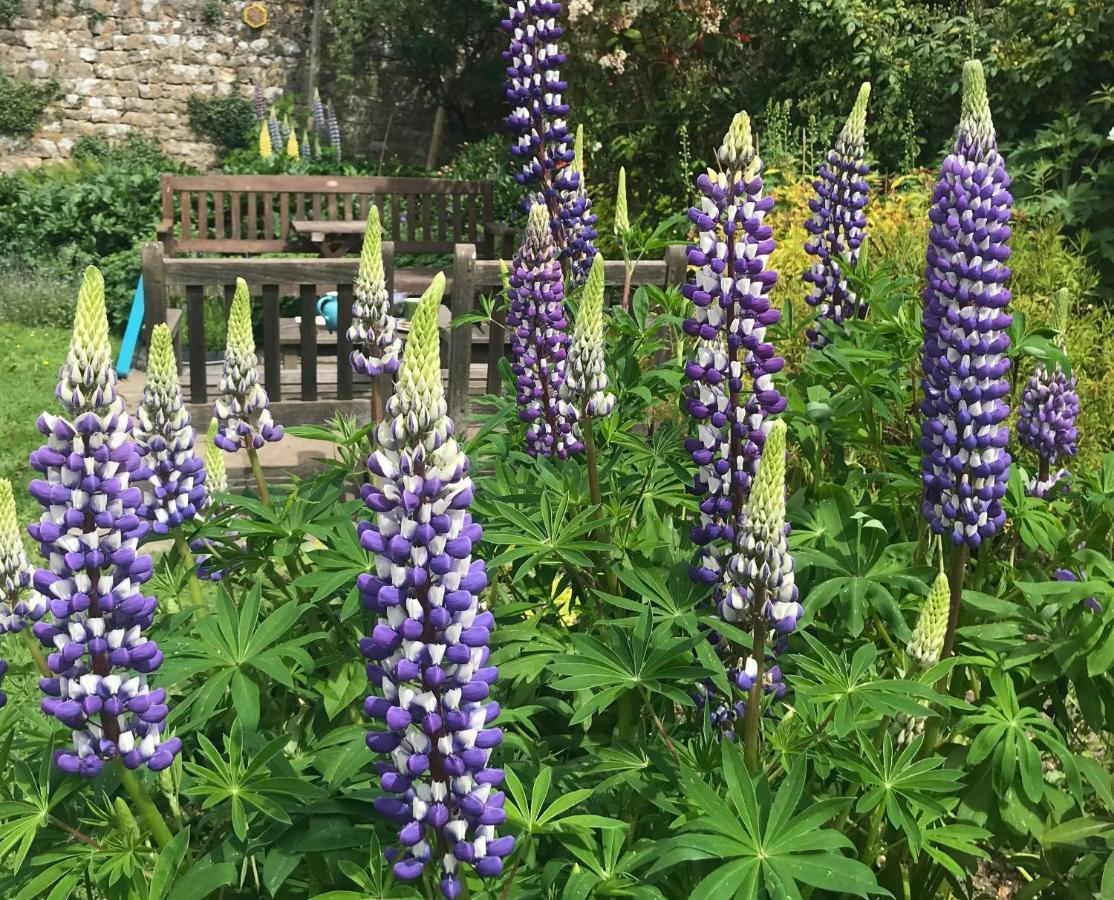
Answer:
[{"left": 243, "top": 2, "right": 268, "bottom": 29}]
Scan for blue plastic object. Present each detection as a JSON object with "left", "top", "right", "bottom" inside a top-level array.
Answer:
[
  {"left": 317, "top": 291, "right": 338, "bottom": 332},
  {"left": 115, "top": 274, "right": 145, "bottom": 377}
]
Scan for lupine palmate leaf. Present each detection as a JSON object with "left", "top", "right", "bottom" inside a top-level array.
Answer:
[{"left": 651, "top": 743, "right": 885, "bottom": 898}]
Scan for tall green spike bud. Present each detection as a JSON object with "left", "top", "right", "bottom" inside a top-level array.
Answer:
[
  {"left": 560, "top": 254, "right": 614, "bottom": 418},
  {"left": 349, "top": 204, "right": 402, "bottom": 377},
  {"left": 145, "top": 323, "right": 180, "bottom": 397},
  {"left": 204, "top": 419, "right": 227, "bottom": 497},
  {"left": 572, "top": 123, "right": 585, "bottom": 182},
  {"left": 59, "top": 267, "right": 116, "bottom": 414},
  {"left": 908, "top": 571, "right": 950, "bottom": 668},
  {"left": 614, "top": 166, "right": 629, "bottom": 237},
  {"left": 723, "top": 419, "right": 801, "bottom": 634},
  {"left": 214, "top": 278, "right": 283, "bottom": 451},
  {"left": 380, "top": 273, "right": 447, "bottom": 449},
  {"left": 719, "top": 111, "right": 759, "bottom": 178},
  {"left": 958, "top": 60, "right": 995, "bottom": 156},
  {"left": 0, "top": 477, "right": 31, "bottom": 630},
  {"left": 837, "top": 82, "right": 870, "bottom": 158}
]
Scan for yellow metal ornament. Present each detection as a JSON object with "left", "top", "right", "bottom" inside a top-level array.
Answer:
[{"left": 243, "top": 3, "right": 268, "bottom": 29}]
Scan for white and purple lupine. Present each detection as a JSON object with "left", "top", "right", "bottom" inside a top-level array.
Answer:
[
  {"left": 501, "top": 0, "right": 580, "bottom": 255},
  {"left": 1, "top": 478, "right": 33, "bottom": 708},
  {"left": 267, "top": 111, "right": 281, "bottom": 154},
  {"left": 681, "top": 112, "right": 786, "bottom": 590},
  {"left": 313, "top": 89, "right": 327, "bottom": 137},
  {"left": 135, "top": 324, "right": 208, "bottom": 534},
  {"left": 192, "top": 420, "right": 233, "bottom": 584},
  {"left": 559, "top": 254, "right": 614, "bottom": 419},
  {"left": 507, "top": 204, "right": 581, "bottom": 458},
  {"left": 252, "top": 81, "right": 267, "bottom": 120},
  {"left": 920, "top": 60, "right": 1013, "bottom": 549},
  {"left": 213, "top": 279, "right": 284, "bottom": 452},
  {"left": 804, "top": 83, "right": 871, "bottom": 348},
  {"left": 326, "top": 104, "right": 342, "bottom": 162},
  {"left": 1018, "top": 289, "right": 1078, "bottom": 497},
  {"left": 357, "top": 274, "right": 514, "bottom": 897},
  {"left": 348, "top": 205, "right": 403, "bottom": 378},
  {"left": 27, "top": 268, "right": 180, "bottom": 776},
  {"left": 559, "top": 124, "right": 599, "bottom": 286}
]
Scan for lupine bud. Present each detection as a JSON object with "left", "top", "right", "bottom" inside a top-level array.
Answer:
[
  {"left": 134, "top": 324, "right": 207, "bottom": 534},
  {"left": 359, "top": 274, "right": 514, "bottom": 897},
  {"left": 614, "top": 166, "right": 629, "bottom": 237},
  {"left": 27, "top": 267, "right": 180, "bottom": 776},
  {"left": 259, "top": 120, "right": 273, "bottom": 159},
  {"left": 1018, "top": 288, "right": 1078, "bottom": 497},
  {"left": 214, "top": 279, "right": 283, "bottom": 452},
  {"left": 682, "top": 111, "right": 786, "bottom": 589},
  {"left": 348, "top": 206, "right": 402, "bottom": 378},
  {"left": 300, "top": 127, "right": 313, "bottom": 160},
  {"left": 908, "top": 571, "right": 949, "bottom": 668},
  {"left": 722, "top": 420, "right": 800, "bottom": 635},
  {"left": 1, "top": 479, "right": 31, "bottom": 703},
  {"left": 286, "top": 129, "right": 300, "bottom": 160},
  {"left": 920, "top": 60, "right": 1013, "bottom": 549},
  {"left": 506, "top": 204, "right": 581, "bottom": 458},
  {"left": 804, "top": 82, "right": 871, "bottom": 347},
  {"left": 560, "top": 254, "right": 614, "bottom": 418},
  {"left": 192, "top": 419, "right": 231, "bottom": 583},
  {"left": 559, "top": 124, "right": 599, "bottom": 285}
]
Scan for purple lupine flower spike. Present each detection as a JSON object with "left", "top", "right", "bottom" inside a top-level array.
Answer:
[
  {"left": 27, "top": 268, "right": 181, "bottom": 776},
  {"left": 358, "top": 275, "right": 514, "bottom": 897},
  {"left": 135, "top": 324, "right": 208, "bottom": 534},
  {"left": 559, "top": 124, "right": 599, "bottom": 286},
  {"left": 804, "top": 83, "right": 871, "bottom": 348},
  {"left": 1, "top": 477, "right": 33, "bottom": 709},
  {"left": 214, "top": 279, "right": 283, "bottom": 452},
  {"left": 502, "top": 0, "right": 575, "bottom": 251},
  {"left": 326, "top": 104, "right": 342, "bottom": 162},
  {"left": 252, "top": 80, "right": 267, "bottom": 120},
  {"left": 506, "top": 203, "right": 581, "bottom": 458},
  {"left": 313, "top": 89, "right": 327, "bottom": 137},
  {"left": 1018, "top": 288, "right": 1078, "bottom": 497},
  {"left": 681, "top": 111, "right": 785, "bottom": 589},
  {"left": 267, "top": 111, "right": 281, "bottom": 155},
  {"left": 920, "top": 60, "right": 1013, "bottom": 549}
]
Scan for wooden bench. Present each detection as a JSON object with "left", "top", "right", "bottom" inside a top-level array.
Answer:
[{"left": 155, "top": 174, "right": 509, "bottom": 259}]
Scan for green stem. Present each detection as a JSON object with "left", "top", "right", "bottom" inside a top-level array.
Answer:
[
  {"left": 22, "top": 629, "right": 51, "bottom": 678},
  {"left": 939, "top": 543, "right": 969, "bottom": 663},
  {"left": 582, "top": 414, "right": 603, "bottom": 511},
  {"left": 117, "top": 762, "right": 174, "bottom": 849},
  {"left": 741, "top": 584, "right": 768, "bottom": 775},
  {"left": 173, "top": 530, "right": 206, "bottom": 618},
  {"left": 244, "top": 444, "right": 272, "bottom": 507},
  {"left": 871, "top": 612, "right": 901, "bottom": 661},
  {"left": 641, "top": 687, "right": 680, "bottom": 764}
]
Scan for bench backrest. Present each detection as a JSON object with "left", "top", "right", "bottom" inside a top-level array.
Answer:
[{"left": 157, "top": 174, "right": 496, "bottom": 257}]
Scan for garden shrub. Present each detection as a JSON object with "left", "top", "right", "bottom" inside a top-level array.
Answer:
[
  {"left": 0, "top": 71, "right": 58, "bottom": 139},
  {"left": 186, "top": 93, "right": 259, "bottom": 153}
]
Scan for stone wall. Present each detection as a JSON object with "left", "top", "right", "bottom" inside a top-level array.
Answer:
[{"left": 0, "top": 0, "right": 312, "bottom": 172}]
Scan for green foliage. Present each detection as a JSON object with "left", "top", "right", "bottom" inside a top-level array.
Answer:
[
  {"left": 0, "top": 72, "right": 58, "bottom": 139},
  {"left": 186, "top": 93, "right": 257, "bottom": 153},
  {"left": 0, "top": 0, "right": 19, "bottom": 26},
  {"left": 439, "top": 134, "right": 520, "bottom": 222}
]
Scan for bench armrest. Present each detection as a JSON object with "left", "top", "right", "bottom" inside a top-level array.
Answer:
[
  {"left": 155, "top": 218, "right": 174, "bottom": 241},
  {"left": 482, "top": 220, "right": 514, "bottom": 237}
]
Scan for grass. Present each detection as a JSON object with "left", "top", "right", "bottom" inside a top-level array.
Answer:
[{"left": 0, "top": 322, "right": 72, "bottom": 533}]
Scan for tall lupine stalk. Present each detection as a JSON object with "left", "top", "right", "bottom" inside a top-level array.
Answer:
[
  {"left": 313, "top": 88, "right": 327, "bottom": 136},
  {"left": 507, "top": 203, "right": 581, "bottom": 458},
  {"left": 27, "top": 268, "right": 181, "bottom": 786},
  {"left": 560, "top": 123, "right": 599, "bottom": 286},
  {"left": 803, "top": 82, "right": 871, "bottom": 348},
  {"left": 559, "top": 254, "right": 614, "bottom": 506},
  {"left": 614, "top": 165, "right": 634, "bottom": 312},
  {"left": 1018, "top": 288, "right": 1078, "bottom": 497},
  {"left": 259, "top": 120, "right": 273, "bottom": 159},
  {"left": 682, "top": 111, "right": 785, "bottom": 593},
  {"left": 267, "top": 111, "right": 281, "bottom": 156},
  {"left": 897, "top": 567, "right": 949, "bottom": 746},
  {"left": 347, "top": 205, "right": 402, "bottom": 421},
  {"left": 357, "top": 274, "right": 515, "bottom": 896},
  {"left": 1, "top": 477, "right": 36, "bottom": 705},
  {"left": 134, "top": 324, "right": 208, "bottom": 612},
  {"left": 722, "top": 420, "right": 800, "bottom": 772},
  {"left": 326, "top": 104, "right": 342, "bottom": 163},
  {"left": 252, "top": 80, "right": 267, "bottom": 120},
  {"left": 286, "top": 129, "right": 300, "bottom": 160},
  {"left": 920, "top": 60, "right": 1013, "bottom": 661},
  {"left": 214, "top": 279, "right": 283, "bottom": 504},
  {"left": 192, "top": 420, "right": 232, "bottom": 585},
  {"left": 502, "top": 0, "right": 580, "bottom": 259}
]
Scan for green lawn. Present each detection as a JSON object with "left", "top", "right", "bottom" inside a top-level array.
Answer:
[{"left": 0, "top": 323, "right": 72, "bottom": 532}]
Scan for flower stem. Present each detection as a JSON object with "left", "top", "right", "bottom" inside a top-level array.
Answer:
[
  {"left": 581, "top": 413, "right": 603, "bottom": 510},
  {"left": 172, "top": 530, "right": 206, "bottom": 618},
  {"left": 939, "top": 542, "right": 969, "bottom": 662},
  {"left": 22, "top": 628, "right": 51, "bottom": 678},
  {"left": 641, "top": 687, "right": 680, "bottom": 764},
  {"left": 244, "top": 444, "right": 271, "bottom": 507},
  {"left": 742, "top": 583, "right": 768, "bottom": 775},
  {"left": 116, "top": 761, "right": 174, "bottom": 849},
  {"left": 620, "top": 258, "right": 633, "bottom": 313}
]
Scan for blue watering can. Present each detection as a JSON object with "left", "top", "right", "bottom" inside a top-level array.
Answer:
[{"left": 316, "top": 292, "right": 338, "bottom": 332}]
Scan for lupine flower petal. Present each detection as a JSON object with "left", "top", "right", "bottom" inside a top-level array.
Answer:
[
  {"left": 920, "top": 61, "right": 1013, "bottom": 548},
  {"left": 28, "top": 267, "right": 179, "bottom": 775},
  {"left": 134, "top": 324, "right": 208, "bottom": 535},
  {"left": 214, "top": 279, "right": 283, "bottom": 452},
  {"left": 507, "top": 204, "right": 581, "bottom": 457},
  {"left": 360, "top": 274, "right": 514, "bottom": 898},
  {"left": 348, "top": 206, "right": 403, "bottom": 378},
  {"left": 804, "top": 83, "right": 871, "bottom": 348}
]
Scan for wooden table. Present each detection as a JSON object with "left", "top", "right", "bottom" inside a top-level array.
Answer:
[{"left": 291, "top": 219, "right": 368, "bottom": 257}]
